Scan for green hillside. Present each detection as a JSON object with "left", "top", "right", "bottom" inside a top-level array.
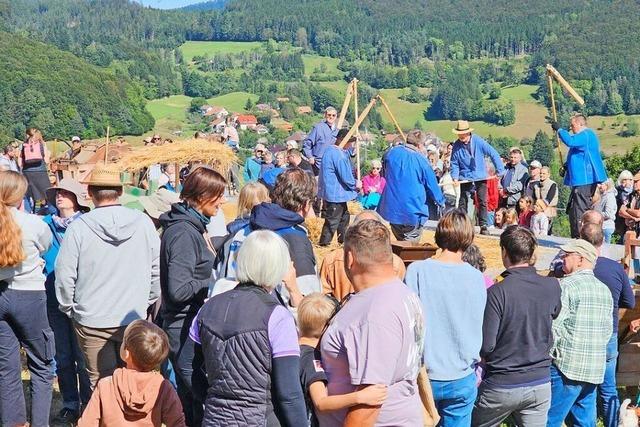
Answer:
[{"left": 0, "top": 31, "right": 154, "bottom": 143}]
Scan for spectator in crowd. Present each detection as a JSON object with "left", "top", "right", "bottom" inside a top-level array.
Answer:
[
  {"left": 243, "top": 143, "right": 265, "bottom": 183},
  {"left": 517, "top": 195, "right": 534, "bottom": 228},
  {"left": 427, "top": 147, "right": 443, "bottom": 178},
  {"left": 220, "top": 169, "right": 320, "bottom": 306},
  {"left": 462, "top": 243, "right": 493, "bottom": 288},
  {"left": 360, "top": 159, "right": 386, "bottom": 210},
  {"left": 552, "top": 115, "right": 608, "bottom": 238},
  {"left": 66, "top": 136, "right": 83, "bottom": 160},
  {"left": 547, "top": 239, "right": 613, "bottom": 426},
  {"left": 226, "top": 181, "right": 270, "bottom": 236},
  {"left": 531, "top": 199, "right": 550, "bottom": 237},
  {"left": 449, "top": 120, "right": 505, "bottom": 234},
  {"left": 595, "top": 178, "right": 617, "bottom": 243},
  {"left": 476, "top": 162, "right": 500, "bottom": 227},
  {"left": 55, "top": 164, "right": 160, "bottom": 388},
  {"left": 500, "top": 147, "right": 529, "bottom": 209},
  {"left": 222, "top": 116, "right": 239, "bottom": 148},
  {"left": 158, "top": 163, "right": 177, "bottom": 192},
  {"left": 303, "top": 106, "right": 339, "bottom": 175},
  {"left": 439, "top": 160, "right": 460, "bottom": 210},
  {"left": 260, "top": 150, "right": 287, "bottom": 191},
  {"left": 441, "top": 142, "right": 453, "bottom": 163},
  {"left": 525, "top": 160, "right": 542, "bottom": 198},
  {"left": 78, "top": 320, "right": 186, "bottom": 427},
  {"left": 287, "top": 148, "right": 315, "bottom": 175},
  {"left": 615, "top": 170, "right": 634, "bottom": 236},
  {"left": 504, "top": 208, "right": 519, "bottom": 226},
  {"left": 473, "top": 226, "right": 561, "bottom": 427},
  {"left": 318, "top": 129, "right": 360, "bottom": 246},
  {"left": 297, "top": 293, "right": 388, "bottom": 426},
  {"left": 259, "top": 150, "right": 275, "bottom": 178},
  {"left": 618, "top": 172, "right": 640, "bottom": 279},
  {"left": 42, "top": 178, "right": 92, "bottom": 424},
  {"left": 319, "top": 219, "right": 424, "bottom": 426},
  {"left": 0, "top": 143, "right": 19, "bottom": 172},
  {"left": 580, "top": 223, "right": 635, "bottom": 427},
  {"left": 319, "top": 210, "right": 406, "bottom": 302},
  {"left": 494, "top": 208, "right": 507, "bottom": 229},
  {"left": 20, "top": 128, "right": 51, "bottom": 211},
  {"left": 533, "top": 166, "right": 559, "bottom": 233},
  {"left": 190, "top": 230, "right": 307, "bottom": 426},
  {"left": 0, "top": 171, "right": 54, "bottom": 427},
  {"left": 379, "top": 129, "right": 445, "bottom": 241},
  {"left": 159, "top": 167, "right": 226, "bottom": 426},
  {"left": 405, "top": 210, "right": 486, "bottom": 425}
]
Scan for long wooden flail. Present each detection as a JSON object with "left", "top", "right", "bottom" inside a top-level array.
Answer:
[
  {"left": 338, "top": 94, "right": 406, "bottom": 148},
  {"left": 545, "top": 64, "right": 586, "bottom": 166}
]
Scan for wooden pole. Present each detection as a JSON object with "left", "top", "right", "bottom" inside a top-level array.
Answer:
[
  {"left": 174, "top": 162, "right": 180, "bottom": 190},
  {"left": 104, "top": 126, "right": 110, "bottom": 164},
  {"left": 354, "top": 79, "right": 361, "bottom": 180},
  {"left": 378, "top": 95, "right": 407, "bottom": 142},
  {"left": 546, "top": 64, "right": 585, "bottom": 106},
  {"left": 339, "top": 96, "right": 378, "bottom": 149},
  {"left": 547, "top": 73, "right": 564, "bottom": 165},
  {"left": 336, "top": 80, "right": 354, "bottom": 129}
]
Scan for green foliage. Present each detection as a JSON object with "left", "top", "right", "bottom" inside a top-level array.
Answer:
[
  {"left": 0, "top": 32, "right": 153, "bottom": 141},
  {"left": 606, "top": 144, "right": 640, "bottom": 179},
  {"left": 621, "top": 119, "right": 640, "bottom": 137},
  {"left": 190, "top": 97, "right": 207, "bottom": 113},
  {"left": 529, "top": 131, "right": 555, "bottom": 166},
  {"left": 400, "top": 85, "right": 428, "bottom": 104},
  {"left": 486, "top": 135, "right": 519, "bottom": 158},
  {"left": 482, "top": 100, "right": 516, "bottom": 126},
  {"left": 488, "top": 84, "right": 502, "bottom": 100}
]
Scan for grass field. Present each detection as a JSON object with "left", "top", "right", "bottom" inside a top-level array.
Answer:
[
  {"left": 180, "top": 41, "right": 263, "bottom": 62},
  {"left": 207, "top": 91, "right": 258, "bottom": 112},
  {"left": 302, "top": 54, "right": 342, "bottom": 79}
]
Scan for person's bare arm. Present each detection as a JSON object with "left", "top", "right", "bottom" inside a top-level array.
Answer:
[
  {"left": 310, "top": 382, "right": 387, "bottom": 413},
  {"left": 343, "top": 385, "right": 383, "bottom": 427}
]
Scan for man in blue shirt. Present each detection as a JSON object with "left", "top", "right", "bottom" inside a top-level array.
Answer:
[
  {"left": 378, "top": 129, "right": 445, "bottom": 241},
  {"left": 243, "top": 142, "right": 265, "bottom": 183},
  {"left": 317, "top": 129, "right": 360, "bottom": 245},
  {"left": 303, "top": 107, "right": 338, "bottom": 175},
  {"left": 450, "top": 120, "right": 505, "bottom": 234},
  {"left": 552, "top": 114, "right": 608, "bottom": 237}
]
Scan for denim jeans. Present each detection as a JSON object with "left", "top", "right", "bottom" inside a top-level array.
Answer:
[
  {"left": 431, "top": 372, "right": 477, "bottom": 426},
  {"left": 473, "top": 381, "right": 551, "bottom": 427},
  {"left": 547, "top": 364, "right": 597, "bottom": 427},
  {"left": 390, "top": 222, "right": 425, "bottom": 242},
  {"left": 597, "top": 336, "right": 619, "bottom": 427},
  {"left": 0, "top": 287, "right": 55, "bottom": 427},
  {"left": 46, "top": 281, "right": 92, "bottom": 411}
]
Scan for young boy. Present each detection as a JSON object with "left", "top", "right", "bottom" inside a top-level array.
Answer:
[
  {"left": 78, "top": 320, "right": 186, "bottom": 427},
  {"left": 298, "top": 293, "right": 387, "bottom": 427}
]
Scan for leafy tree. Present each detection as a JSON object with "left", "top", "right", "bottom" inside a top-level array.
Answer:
[
  {"left": 529, "top": 130, "right": 555, "bottom": 166},
  {"left": 190, "top": 97, "right": 207, "bottom": 113},
  {"left": 245, "top": 98, "right": 255, "bottom": 111},
  {"left": 488, "top": 84, "right": 502, "bottom": 100}
]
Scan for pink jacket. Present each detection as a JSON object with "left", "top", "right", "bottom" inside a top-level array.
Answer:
[{"left": 362, "top": 174, "right": 386, "bottom": 195}]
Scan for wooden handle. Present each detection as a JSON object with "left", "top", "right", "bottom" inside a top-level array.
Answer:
[
  {"left": 547, "top": 73, "right": 564, "bottom": 165},
  {"left": 338, "top": 96, "right": 378, "bottom": 148},
  {"left": 378, "top": 94, "right": 406, "bottom": 142},
  {"left": 336, "top": 79, "right": 355, "bottom": 130}
]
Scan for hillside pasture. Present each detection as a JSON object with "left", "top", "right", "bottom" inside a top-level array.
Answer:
[{"left": 180, "top": 40, "right": 263, "bottom": 62}]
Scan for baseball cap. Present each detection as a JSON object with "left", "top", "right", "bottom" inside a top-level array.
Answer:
[
  {"left": 559, "top": 239, "right": 598, "bottom": 264},
  {"left": 530, "top": 160, "right": 542, "bottom": 169},
  {"left": 71, "top": 136, "right": 81, "bottom": 142}
]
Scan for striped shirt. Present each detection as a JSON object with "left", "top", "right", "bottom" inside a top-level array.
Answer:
[{"left": 551, "top": 269, "right": 613, "bottom": 384}]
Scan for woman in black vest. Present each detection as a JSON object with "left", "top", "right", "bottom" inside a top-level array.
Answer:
[
  {"left": 159, "top": 166, "right": 226, "bottom": 426},
  {"left": 190, "top": 230, "right": 307, "bottom": 426}
]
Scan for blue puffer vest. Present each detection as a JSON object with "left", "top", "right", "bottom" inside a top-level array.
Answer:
[{"left": 198, "top": 283, "right": 281, "bottom": 426}]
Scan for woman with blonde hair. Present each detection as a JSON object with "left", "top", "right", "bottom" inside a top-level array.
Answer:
[
  {"left": 0, "top": 170, "right": 54, "bottom": 427},
  {"left": 226, "top": 181, "right": 270, "bottom": 235}
]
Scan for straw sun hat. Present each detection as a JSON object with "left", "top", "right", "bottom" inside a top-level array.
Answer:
[
  {"left": 452, "top": 120, "right": 474, "bottom": 135},
  {"left": 82, "top": 164, "right": 130, "bottom": 187}
]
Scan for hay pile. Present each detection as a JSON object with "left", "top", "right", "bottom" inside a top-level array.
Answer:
[{"left": 116, "top": 138, "right": 238, "bottom": 173}]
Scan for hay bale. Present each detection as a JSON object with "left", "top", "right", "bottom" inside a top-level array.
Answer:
[
  {"left": 305, "top": 217, "right": 325, "bottom": 245},
  {"left": 116, "top": 138, "right": 238, "bottom": 174},
  {"left": 347, "top": 200, "right": 363, "bottom": 215}
]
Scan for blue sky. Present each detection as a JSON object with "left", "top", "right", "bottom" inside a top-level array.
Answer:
[{"left": 134, "top": 0, "right": 206, "bottom": 9}]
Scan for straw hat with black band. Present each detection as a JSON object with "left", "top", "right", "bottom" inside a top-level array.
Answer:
[
  {"left": 45, "top": 178, "right": 91, "bottom": 212},
  {"left": 452, "top": 120, "right": 474, "bottom": 135}
]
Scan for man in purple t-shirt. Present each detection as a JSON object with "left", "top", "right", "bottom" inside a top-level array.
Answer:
[{"left": 319, "top": 219, "right": 424, "bottom": 426}]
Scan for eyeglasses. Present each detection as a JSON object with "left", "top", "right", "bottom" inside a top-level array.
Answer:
[{"left": 326, "top": 114, "right": 337, "bottom": 117}]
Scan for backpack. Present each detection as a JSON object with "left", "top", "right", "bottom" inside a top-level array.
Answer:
[{"left": 22, "top": 139, "right": 45, "bottom": 166}]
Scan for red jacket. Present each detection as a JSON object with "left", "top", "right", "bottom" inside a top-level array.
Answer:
[{"left": 474, "top": 178, "right": 500, "bottom": 212}]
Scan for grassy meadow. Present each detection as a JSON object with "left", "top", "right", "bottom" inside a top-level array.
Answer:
[{"left": 180, "top": 40, "right": 263, "bottom": 62}]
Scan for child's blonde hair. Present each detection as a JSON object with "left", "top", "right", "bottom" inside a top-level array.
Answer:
[
  {"left": 123, "top": 320, "right": 169, "bottom": 372},
  {"left": 237, "top": 182, "right": 270, "bottom": 217},
  {"left": 298, "top": 293, "right": 338, "bottom": 338},
  {"left": 505, "top": 208, "right": 518, "bottom": 225},
  {"left": 534, "top": 199, "right": 547, "bottom": 213}
]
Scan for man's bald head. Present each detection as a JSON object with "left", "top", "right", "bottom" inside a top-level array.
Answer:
[{"left": 353, "top": 210, "right": 383, "bottom": 224}]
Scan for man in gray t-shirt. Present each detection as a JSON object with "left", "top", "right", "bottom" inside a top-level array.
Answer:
[{"left": 318, "top": 219, "right": 424, "bottom": 426}]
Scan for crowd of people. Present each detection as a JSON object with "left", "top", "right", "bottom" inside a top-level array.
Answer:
[{"left": 0, "top": 110, "right": 638, "bottom": 427}]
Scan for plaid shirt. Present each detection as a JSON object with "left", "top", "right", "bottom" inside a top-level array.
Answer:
[{"left": 551, "top": 269, "right": 613, "bottom": 384}]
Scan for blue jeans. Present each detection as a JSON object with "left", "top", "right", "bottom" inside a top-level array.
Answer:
[
  {"left": 46, "top": 281, "right": 91, "bottom": 411},
  {"left": 0, "top": 287, "right": 55, "bottom": 427},
  {"left": 547, "top": 364, "right": 597, "bottom": 427},
  {"left": 431, "top": 372, "right": 477, "bottom": 426},
  {"left": 598, "top": 336, "right": 619, "bottom": 427}
]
